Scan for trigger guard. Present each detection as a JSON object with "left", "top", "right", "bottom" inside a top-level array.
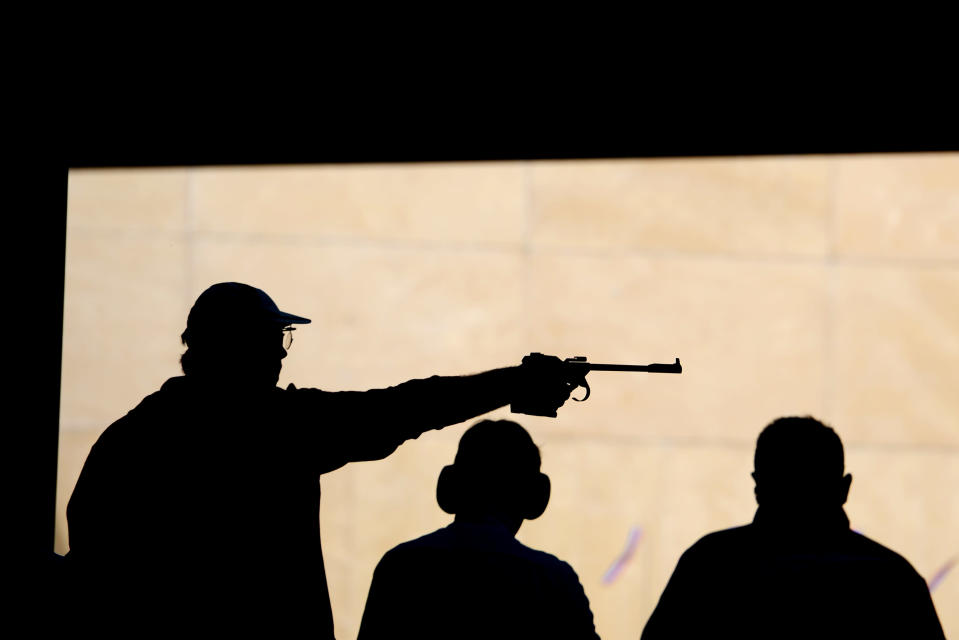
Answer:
[{"left": 572, "top": 381, "right": 591, "bottom": 402}]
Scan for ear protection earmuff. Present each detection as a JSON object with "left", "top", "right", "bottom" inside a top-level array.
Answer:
[
  {"left": 436, "top": 464, "right": 551, "bottom": 521},
  {"left": 436, "top": 465, "right": 461, "bottom": 515},
  {"left": 521, "top": 472, "right": 551, "bottom": 520}
]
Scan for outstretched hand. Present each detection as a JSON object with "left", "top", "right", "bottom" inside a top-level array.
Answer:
[{"left": 511, "top": 353, "right": 580, "bottom": 418}]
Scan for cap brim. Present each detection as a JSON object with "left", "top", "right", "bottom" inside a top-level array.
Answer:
[{"left": 274, "top": 311, "right": 311, "bottom": 325}]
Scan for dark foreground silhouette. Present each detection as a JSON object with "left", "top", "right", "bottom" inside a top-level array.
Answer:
[
  {"left": 641, "top": 416, "right": 946, "bottom": 640},
  {"left": 358, "top": 419, "right": 600, "bottom": 640},
  {"left": 65, "top": 283, "right": 575, "bottom": 638}
]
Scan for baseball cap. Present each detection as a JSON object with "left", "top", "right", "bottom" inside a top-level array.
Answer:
[{"left": 186, "top": 282, "right": 311, "bottom": 336}]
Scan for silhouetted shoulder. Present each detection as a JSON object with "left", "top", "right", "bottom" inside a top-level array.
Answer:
[
  {"left": 841, "top": 529, "right": 933, "bottom": 587},
  {"left": 681, "top": 524, "right": 928, "bottom": 579},
  {"left": 644, "top": 523, "right": 944, "bottom": 640},
  {"left": 102, "top": 379, "right": 183, "bottom": 434},
  {"left": 361, "top": 523, "right": 599, "bottom": 640},
  {"left": 670, "top": 524, "right": 756, "bottom": 566},
  {"left": 385, "top": 522, "right": 580, "bottom": 579},
  {"left": 94, "top": 376, "right": 227, "bottom": 441},
  {"left": 846, "top": 529, "right": 920, "bottom": 563},
  {"left": 72, "top": 381, "right": 188, "bottom": 477},
  {"left": 686, "top": 524, "right": 754, "bottom": 549}
]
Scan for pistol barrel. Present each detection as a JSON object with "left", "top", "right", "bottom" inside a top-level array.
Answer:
[{"left": 569, "top": 358, "right": 682, "bottom": 374}]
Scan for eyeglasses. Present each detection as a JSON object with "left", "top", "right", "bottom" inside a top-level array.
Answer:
[{"left": 281, "top": 327, "right": 296, "bottom": 350}]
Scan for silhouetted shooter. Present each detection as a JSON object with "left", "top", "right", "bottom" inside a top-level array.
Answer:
[
  {"left": 358, "top": 420, "right": 600, "bottom": 640},
  {"left": 641, "top": 416, "right": 945, "bottom": 640},
  {"left": 66, "top": 282, "right": 576, "bottom": 638}
]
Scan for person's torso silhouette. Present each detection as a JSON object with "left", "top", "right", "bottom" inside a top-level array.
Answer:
[
  {"left": 357, "top": 419, "right": 600, "bottom": 640},
  {"left": 641, "top": 416, "right": 945, "bottom": 640},
  {"left": 65, "top": 283, "right": 576, "bottom": 638}
]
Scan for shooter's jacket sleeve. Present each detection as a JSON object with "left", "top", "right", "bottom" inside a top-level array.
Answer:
[{"left": 285, "top": 367, "right": 520, "bottom": 474}]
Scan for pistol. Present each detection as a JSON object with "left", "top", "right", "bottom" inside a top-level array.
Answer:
[{"left": 512, "top": 354, "right": 682, "bottom": 417}]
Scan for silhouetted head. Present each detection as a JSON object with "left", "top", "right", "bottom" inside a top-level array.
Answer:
[
  {"left": 436, "top": 420, "right": 551, "bottom": 535},
  {"left": 752, "top": 416, "right": 852, "bottom": 515},
  {"left": 179, "top": 282, "right": 311, "bottom": 389}
]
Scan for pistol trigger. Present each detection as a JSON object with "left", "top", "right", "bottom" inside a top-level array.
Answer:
[{"left": 573, "top": 380, "right": 591, "bottom": 402}]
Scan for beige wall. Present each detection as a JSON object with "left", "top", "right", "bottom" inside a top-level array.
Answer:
[{"left": 60, "top": 154, "right": 959, "bottom": 638}]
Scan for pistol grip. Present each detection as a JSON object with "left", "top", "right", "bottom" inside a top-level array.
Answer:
[{"left": 510, "top": 401, "right": 558, "bottom": 418}]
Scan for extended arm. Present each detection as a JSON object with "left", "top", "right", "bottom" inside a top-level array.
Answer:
[{"left": 288, "top": 357, "right": 572, "bottom": 474}]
